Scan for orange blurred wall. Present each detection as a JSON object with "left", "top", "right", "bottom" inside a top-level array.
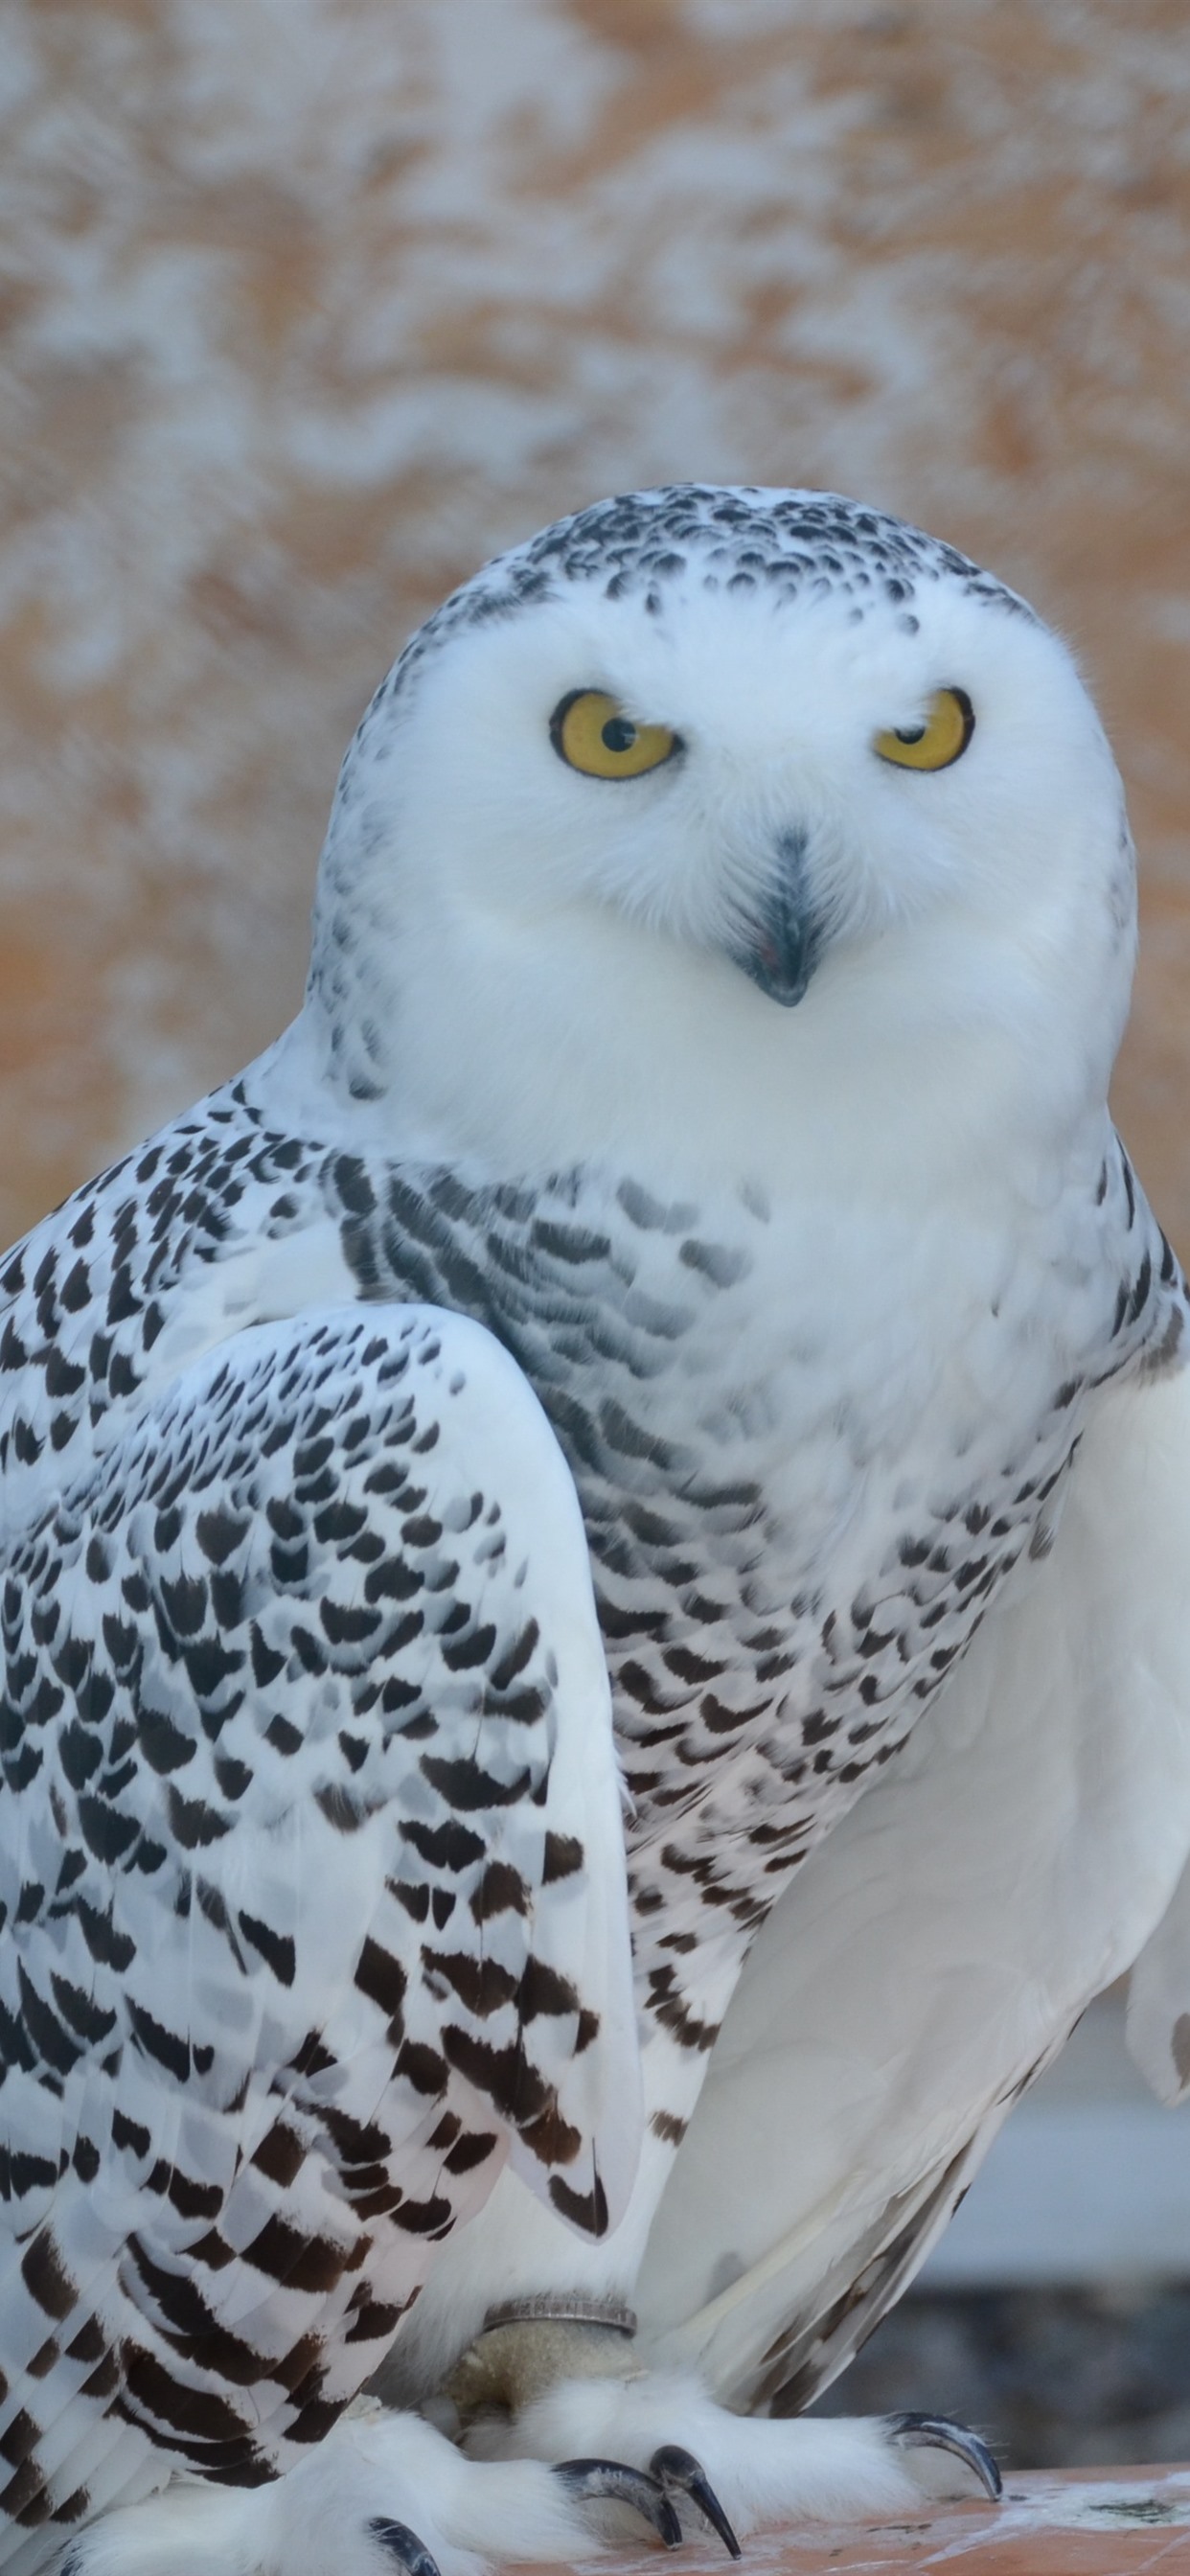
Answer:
[{"left": 2, "top": 0, "right": 1188, "bottom": 1249}]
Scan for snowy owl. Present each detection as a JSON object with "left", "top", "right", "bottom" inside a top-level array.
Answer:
[{"left": 3, "top": 484, "right": 1190, "bottom": 2576}]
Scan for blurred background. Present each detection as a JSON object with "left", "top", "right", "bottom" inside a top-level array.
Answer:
[{"left": 4, "top": 0, "right": 1190, "bottom": 2470}]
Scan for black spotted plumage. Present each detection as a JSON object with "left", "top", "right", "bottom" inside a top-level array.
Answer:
[
  {"left": 1, "top": 482, "right": 1187, "bottom": 2570},
  {"left": 2, "top": 1079, "right": 1180, "bottom": 2168},
  {"left": 0, "top": 1278, "right": 635, "bottom": 2546}
]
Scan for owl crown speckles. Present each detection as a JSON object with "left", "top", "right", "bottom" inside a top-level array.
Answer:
[{"left": 353, "top": 485, "right": 1034, "bottom": 750}]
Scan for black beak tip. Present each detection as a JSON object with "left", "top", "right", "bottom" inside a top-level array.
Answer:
[
  {"left": 733, "top": 835, "right": 824, "bottom": 1008},
  {"left": 740, "top": 951, "right": 814, "bottom": 1009}
]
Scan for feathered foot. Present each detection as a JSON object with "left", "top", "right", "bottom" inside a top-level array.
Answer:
[
  {"left": 467, "top": 2365, "right": 1003, "bottom": 2536},
  {"left": 53, "top": 2403, "right": 697, "bottom": 2576}
]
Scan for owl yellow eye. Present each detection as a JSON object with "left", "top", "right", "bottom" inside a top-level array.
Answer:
[
  {"left": 550, "top": 689, "right": 680, "bottom": 781},
  {"left": 874, "top": 686, "right": 974, "bottom": 772}
]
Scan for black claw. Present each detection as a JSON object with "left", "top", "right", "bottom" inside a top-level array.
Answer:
[
  {"left": 651, "top": 2445, "right": 742, "bottom": 2560},
  {"left": 368, "top": 2516, "right": 444, "bottom": 2576},
  {"left": 556, "top": 2456, "right": 684, "bottom": 2547},
  {"left": 887, "top": 2413, "right": 1003, "bottom": 2503}
]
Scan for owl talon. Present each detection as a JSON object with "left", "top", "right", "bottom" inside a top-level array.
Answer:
[
  {"left": 651, "top": 2445, "right": 742, "bottom": 2559},
  {"left": 555, "top": 2456, "right": 684, "bottom": 2546},
  {"left": 887, "top": 2413, "right": 1002, "bottom": 2501},
  {"left": 368, "top": 2517, "right": 444, "bottom": 2576}
]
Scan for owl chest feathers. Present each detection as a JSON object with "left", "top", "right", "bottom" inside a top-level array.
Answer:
[
  {"left": 322, "top": 1136, "right": 1152, "bottom": 1897},
  {"left": 0, "top": 1092, "right": 1165, "bottom": 1914}
]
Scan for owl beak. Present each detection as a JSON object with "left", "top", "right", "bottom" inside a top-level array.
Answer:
[{"left": 734, "top": 828, "right": 825, "bottom": 1008}]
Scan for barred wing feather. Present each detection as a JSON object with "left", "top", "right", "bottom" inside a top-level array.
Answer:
[{"left": 0, "top": 1301, "right": 639, "bottom": 2553}]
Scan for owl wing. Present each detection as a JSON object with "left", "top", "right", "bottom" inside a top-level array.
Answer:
[
  {"left": 634, "top": 1361, "right": 1190, "bottom": 2411},
  {"left": 0, "top": 1300, "right": 639, "bottom": 2533}
]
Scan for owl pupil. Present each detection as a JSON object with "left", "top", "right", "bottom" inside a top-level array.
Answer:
[
  {"left": 895, "top": 724, "right": 927, "bottom": 745},
  {"left": 602, "top": 717, "right": 637, "bottom": 753}
]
